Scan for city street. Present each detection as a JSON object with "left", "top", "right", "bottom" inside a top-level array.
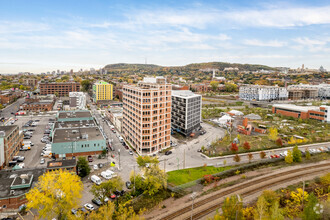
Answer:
[{"left": 0, "top": 97, "right": 25, "bottom": 120}]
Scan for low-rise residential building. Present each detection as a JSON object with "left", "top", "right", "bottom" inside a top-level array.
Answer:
[
  {"left": 171, "top": 90, "right": 202, "bottom": 136},
  {"left": 0, "top": 169, "right": 45, "bottom": 211},
  {"left": 239, "top": 85, "right": 288, "bottom": 101},
  {"left": 24, "top": 78, "right": 38, "bottom": 87},
  {"left": 69, "top": 92, "right": 86, "bottom": 110},
  {"left": 272, "top": 104, "right": 330, "bottom": 123},
  {"left": 93, "top": 81, "right": 113, "bottom": 103},
  {"left": 39, "top": 82, "right": 80, "bottom": 97},
  {"left": 0, "top": 125, "right": 23, "bottom": 169},
  {"left": 191, "top": 83, "right": 209, "bottom": 93}
]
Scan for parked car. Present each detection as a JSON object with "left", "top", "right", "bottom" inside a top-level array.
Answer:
[
  {"left": 88, "top": 155, "right": 93, "bottom": 162},
  {"left": 129, "top": 150, "right": 133, "bottom": 155},
  {"left": 40, "top": 158, "right": 45, "bottom": 164},
  {"left": 92, "top": 198, "right": 102, "bottom": 206},
  {"left": 17, "top": 156, "right": 25, "bottom": 162},
  {"left": 200, "top": 130, "right": 206, "bottom": 135},
  {"left": 84, "top": 203, "right": 94, "bottom": 211},
  {"left": 126, "top": 181, "right": 132, "bottom": 189},
  {"left": 165, "top": 151, "right": 172, "bottom": 155},
  {"left": 93, "top": 164, "right": 98, "bottom": 170}
]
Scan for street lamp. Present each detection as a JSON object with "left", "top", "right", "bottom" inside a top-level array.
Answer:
[{"left": 190, "top": 192, "right": 197, "bottom": 220}]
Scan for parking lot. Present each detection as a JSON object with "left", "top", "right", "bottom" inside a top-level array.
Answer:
[{"left": 15, "top": 115, "right": 55, "bottom": 168}]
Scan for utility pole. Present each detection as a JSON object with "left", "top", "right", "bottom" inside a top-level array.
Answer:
[
  {"left": 190, "top": 192, "right": 197, "bottom": 220},
  {"left": 118, "top": 149, "right": 121, "bottom": 170}
]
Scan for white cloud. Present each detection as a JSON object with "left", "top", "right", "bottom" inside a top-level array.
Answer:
[
  {"left": 243, "top": 39, "right": 287, "bottom": 47},
  {"left": 294, "top": 37, "right": 327, "bottom": 46},
  {"left": 0, "top": 21, "right": 49, "bottom": 34}
]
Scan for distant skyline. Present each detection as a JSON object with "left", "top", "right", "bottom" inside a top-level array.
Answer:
[{"left": 0, "top": 0, "right": 330, "bottom": 73}]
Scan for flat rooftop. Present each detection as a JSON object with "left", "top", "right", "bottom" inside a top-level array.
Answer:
[
  {"left": 0, "top": 125, "right": 17, "bottom": 137},
  {"left": 54, "top": 120, "right": 96, "bottom": 129},
  {"left": 58, "top": 111, "right": 92, "bottom": 119},
  {"left": 0, "top": 168, "right": 45, "bottom": 198},
  {"left": 47, "top": 159, "right": 76, "bottom": 169},
  {"left": 273, "top": 104, "right": 320, "bottom": 112},
  {"left": 53, "top": 127, "right": 105, "bottom": 143},
  {"left": 172, "top": 90, "right": 201, "bottom": 98}
]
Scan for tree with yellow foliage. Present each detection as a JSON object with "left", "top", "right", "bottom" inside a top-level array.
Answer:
[
  {"left": 26, "top": 169, "right": 83, "bottom": 220},
  {"left": 268, "top": 127, "right": 278, "bottom": 141}
]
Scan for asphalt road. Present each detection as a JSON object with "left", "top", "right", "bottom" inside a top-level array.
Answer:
[{"left": 0, "top": 97, "right": 25, "bottom": 119}]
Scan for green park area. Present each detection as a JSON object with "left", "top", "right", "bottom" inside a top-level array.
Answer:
[{"left": 167, "top": 165, "right": 233, "bottom": 186}]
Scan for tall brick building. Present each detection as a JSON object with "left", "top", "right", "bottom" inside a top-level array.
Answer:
[
  {"left": 39, "top": 82, "right": 80, "bottom": 97},
  {"left": 122, "top": 77, "right": 172, "bottom": 155}
]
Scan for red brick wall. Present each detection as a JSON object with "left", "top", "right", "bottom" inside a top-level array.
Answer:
[{"left": 0, "top": 195, "right": 27, "bottom": 211}]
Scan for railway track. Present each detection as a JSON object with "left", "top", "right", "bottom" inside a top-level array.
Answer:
[{"left": 160, "top": 162, "right": 330, "bottom": 220}]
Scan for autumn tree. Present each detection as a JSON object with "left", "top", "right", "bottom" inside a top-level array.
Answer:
[
  {"left": 268, "top": 127, "right": 278, "bottom": 141},
  {"left": 210, "top": 81, "right": 219, "bottom": 91},
  {"left": 26, "top": 169, "right": 83, "bottom": 220},
  {"left": 144, "top": 165, "right": 167, "bottom": 196},
  {"left": 254, "top": 195, "right": 267, "bottom": 220},
  {"left": 136, "top": 155, "right": 159, "bottom": 168},
  {"left": 243, "top": 141, "right": 251, "bottom": 150},
  {"left": 305, "top": 150, "right": 311, "bottom": 160},
  {"left": 292, "top": 145, "right": 302, "bottom": 163},
  {"left": 77, "top": 157, "right": 91, "bottom": 177},
  {"left": 285, "top": 150, "right": 293, "bottom": 164},
  {"left": 221, "top": 195, "right": 243, "bottom": 219},
  {"left": 302, "top": 193, "right": 320, "bottom": 220},
  {"left": 91, "top": 176, "right": 124, "bottom": 203}
]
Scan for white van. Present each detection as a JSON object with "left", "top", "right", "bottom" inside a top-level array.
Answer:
[
  {"left": 101, "top": 170, "right": 114, "bottom": 180},
  {"left": 118, "top": 136, "right": 124, "bottom": 143},
  {"left": 23, "top": 141, "right": 34, "bottom": 146},
  {"left": 91, "top": 175, "right": 102, "bottom": 185},
  {"left": 41, "top": 150, "right": 51, "bottom": 157}
]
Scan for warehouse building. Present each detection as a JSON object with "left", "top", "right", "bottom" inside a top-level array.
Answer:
[
  {"left": 52, "top": 127, "right": 106, "bottom": 158},
  {"left": 171, "top": 90, "right": 202, "bottom": 136},
  {"left": 272, "top": 104, "right": 330, "bottom": 123}
]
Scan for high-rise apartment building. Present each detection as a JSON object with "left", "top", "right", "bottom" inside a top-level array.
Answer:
[
  {"left": 122, "top": 77, "right": 172, "bottom": 155},
  {"left": 93, "top": 81, "right": 113, "bottom": 103},
  {"left": 239, "top": 85, "right": 288, "bottom": 101},
  {"left": 39, "top": 82, "right": 80, "bottom": 97},
  {"left": 171, "top": 90, "right": 202, "bottom": 136}
]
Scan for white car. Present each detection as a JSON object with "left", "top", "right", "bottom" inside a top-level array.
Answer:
[
  {"left": 40, "top": 158, "right": 45, "bottom": 164},
  {"left": 93, "top": 164, "right": 98, "bottom": 170},
  {"left": 84, "top": 203, "right": 94, "bottom": 211},
  {"left": 18, "top": 163, "right": 25, "bottom": 168}
]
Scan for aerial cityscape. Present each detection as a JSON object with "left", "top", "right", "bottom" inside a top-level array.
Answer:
[{"left": 0, "top": 0, "right": 329, "bottom": 219}]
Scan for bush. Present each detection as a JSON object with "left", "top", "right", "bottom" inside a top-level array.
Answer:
[
  {"left": 285, "top": 150, "right": 293, "bottom": 164},
  {"left": 305, "top": 150, "right": 311, "bottom": 160},
  {"left": 275, "top": 138, "right": 283, "bottom": 147},
  {"left": 260, "top": 151, "right": 266, "bottom": 159},
  {"left": 292, "top": 145, "right": 302, "bottom": 162},
  {"left": 233, "top": 154, "right": 241, "bottom": 163},
  {"left": 231, "top": 143, "right": 238, "bottom": 152},
  {"left": 243, "top": 141, "right": 251, "bottom": 150}
]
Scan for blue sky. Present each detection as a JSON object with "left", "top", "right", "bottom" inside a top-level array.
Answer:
[{"left": 0, "top": 0, "right": 330, "bottom": 73}]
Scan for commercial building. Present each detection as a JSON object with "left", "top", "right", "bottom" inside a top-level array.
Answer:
[
  {"left": 171, "top": 90, "right": 202, "bottom": 136},
  {"left": 0, "top": 169, "right": 45, "bottom": 211},
  {"left": 20, "top": 94, "right": 55, "bottom": 112},
  {"left": 93, "top": 81, "right": 113, "bottom": 103},
  {"left": 69, "top": 92, "right": 86, "bottom": 110},
  {"left": 39, "top": 82, "right": 80, "bottom": 97},
  {"left": 51, "top": 127, "right": 106, "bottom": 158},
  {"left": 122, "top": 77, "right": 172, "bottom": 155},
  {"left": 239, "top": 85, "right": 288, "bottom": 101},
  {"left": 0, "top": 125, "right": 23, "bottom": 169},
  {"left": 105, "top": 108, "right": 123, "bottom": 132},
  {"left": 56, "top": 110, "right": 93, "bottom": 122},
  {"left": 0, "top": 90, "right": 21, "bottom": 105},
  {"left": 47, "top": 159, "right": 76, "bottom": 173},
  {"left": 272, "top": 104, "right": 330, "bottom": 123}
]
